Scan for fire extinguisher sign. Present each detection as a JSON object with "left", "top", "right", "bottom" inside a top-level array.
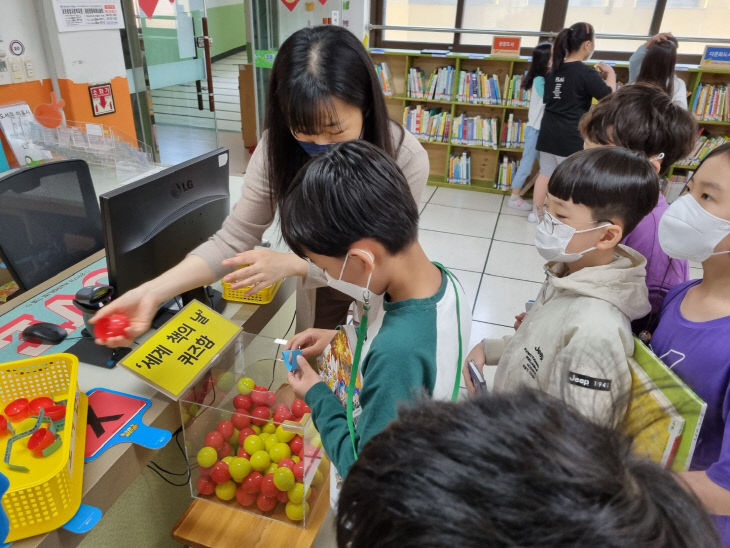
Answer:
[{"left": 88, "top": 83, "right": 115, "bottom": 116}]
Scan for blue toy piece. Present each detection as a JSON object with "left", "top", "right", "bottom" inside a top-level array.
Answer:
[
  {"left": 282, "top": 349, "right": 303, "bottom": 372},
  {"left": 62, "top": 504, "right": 102, "bottom": 534},
  {"left": 0, "top": 471, "right": 8, "bottom": 545}
]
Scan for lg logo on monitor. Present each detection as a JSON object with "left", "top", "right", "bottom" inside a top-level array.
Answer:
[{"left": 172, "top": 180, "right": 194, "bottom": 198}]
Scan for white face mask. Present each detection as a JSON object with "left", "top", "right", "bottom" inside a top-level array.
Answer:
[
  {"left": 658, "top": 194, "right": 730, "bottom": 263},
  {"left": 534, "top": 211, "right": 609, "bottom": 263},
  {"left": 324, "top": 250, "right": 374, "bottom": 303}
]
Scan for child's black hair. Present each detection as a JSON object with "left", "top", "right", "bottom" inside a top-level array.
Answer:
[
  {"left": 579, "top": 82, "right": 697, "bottom": 175},
  {"left": 279, "top": 140, "right": 419, "bottom": 259},
  {"left": 523, "top": 42, "right": 552, "bottom": 91},
  {"left": 637, "top": 39, "right": 679, "bottom": 98},
  {"left": 552, "top": 22, "right": 594, "bottom": 73},
  {"left": 549, "top": 147, "right": 659, "bottom": 235},
  {"left": 337, "top": 388, "right": 721, "bottom": 548}
]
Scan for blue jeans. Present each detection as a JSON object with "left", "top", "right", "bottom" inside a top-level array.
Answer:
[{"left": 512, "top": 125, "right": 539, "bottom": 191}]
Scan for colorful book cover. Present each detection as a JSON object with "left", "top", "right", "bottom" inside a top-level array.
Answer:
[{"left": 625, "top": 338, "right": 707, "bottom": 471}]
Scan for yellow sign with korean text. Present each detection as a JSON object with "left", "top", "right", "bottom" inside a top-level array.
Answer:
[{"left": 120, "top": 300, "right": 240, "bottom": 400}]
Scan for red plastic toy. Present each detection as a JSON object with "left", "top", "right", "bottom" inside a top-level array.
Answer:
[
  {"left": 29, "top": 396, "right": 54, "bottom": 415},
  {"left": 94, "top": 314, "right": 130, "bottom": 340},
  {"left": 27, "top": 428, "right": 55, "bottom": 457},
  {"left": 44, "top": 404, "right": 66, "bottom": 422},
  {"left": 5, "top": 398, "right": 29, "bottom": 422}
]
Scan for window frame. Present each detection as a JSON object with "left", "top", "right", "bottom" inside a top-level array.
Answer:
[{"left": 371, "top": 0, "right": 705, "bottom": 64}]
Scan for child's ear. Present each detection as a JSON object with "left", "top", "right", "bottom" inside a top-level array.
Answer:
[
  {"left": 348, "top": 246, "right": 376, "bottom": 276},
  {"left": 595, "top": 223, "right": 623, "bottom": 250}
]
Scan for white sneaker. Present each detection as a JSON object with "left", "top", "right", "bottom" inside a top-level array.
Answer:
[
  {"left": 527, "top": 206, "right": 538, "bottom": 223},
  {"left": 507, "top": 197, "right": 533, "bottom": 211}
]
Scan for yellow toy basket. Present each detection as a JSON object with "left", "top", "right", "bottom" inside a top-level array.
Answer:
[
  {"left": 222, "top": 279, "right": 283, "bottom": 305},
  {"left": 0, "top": 353, "right": 88, "bottom": 542}
]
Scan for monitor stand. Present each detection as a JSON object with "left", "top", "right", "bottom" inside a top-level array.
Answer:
[
  {"left": 152, "top": 285, "right": 224, "bottom": 329},
  {"left": 66, "top": 333, "right": 132, "bottom": 369}
]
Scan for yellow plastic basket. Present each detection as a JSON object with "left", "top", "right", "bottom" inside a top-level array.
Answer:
[
  {"left": 0, "top": 353, "right": 87, "bottom": 542},
  {"left": 222, "top": 279, "right": 282, "bottom": 304}
]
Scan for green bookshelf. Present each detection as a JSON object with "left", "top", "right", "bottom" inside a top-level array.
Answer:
[{"left": 371, "top": 49, "right": 534, "bottom": 194}]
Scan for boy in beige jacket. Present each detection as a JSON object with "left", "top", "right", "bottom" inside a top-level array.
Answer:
[{"left": 466, "top": 147, "right": 660, "bottom": 425}]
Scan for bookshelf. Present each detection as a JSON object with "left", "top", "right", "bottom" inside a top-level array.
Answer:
[
  {"left": 371, "top": 49, "right": 534, "bottom": 194},
  {"left": 371, "top": 49, "right": 631, "bottom": 194},
  {"left": 666, "top": 65, "right": 730, "bottom": 200}
]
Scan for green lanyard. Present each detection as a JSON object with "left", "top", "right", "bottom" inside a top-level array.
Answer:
[{"left": 344, "top": 263, "right": 463, "bottom": 461}]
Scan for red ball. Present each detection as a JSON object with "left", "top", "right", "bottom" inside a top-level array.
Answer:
[
  {"left": 272, "top": 404, "right": 293, "bottom": 423},
  {"left": 250, "top": 390, "right": 271, "bottom": 407},
  {"left": 260, "top": 473, "right": 279, "bottom": 498},
  {"left": 256, "top": 493, "right": 277, "bottom": 513},
  {"left": 303, "top": 405, "right": 312, "bottom": 414},
  {"left": 293, "top": 461, "right": 304, "bottom": 482},
  {"left": 289, "top": 435, "right": 303, "bottom": 455},
  {"left": 216, "top": 420, "right": 234, "bottom": 439},
  {"left": 291, "top": 399, "right": 307, "bottom": 419},
  {"left": 278, "top": 458, "right": 295, "bottom": 471},
  {"left": 238, "top": 427, "right": 256, "bottom": 446},
  {"left": 231, "top": 412, "right": 251, "bottom": 430},
  {"left": 233, "top": 394, "right": 253, "bottom": 411},
  {"left": 94, "top": 313, "right": 130, "bottom": 340},
  {"left": 210, "top": 461, "right": 231, "bottom": 484},
  {"left": 276, "top": 490, "right": 289, "bottom": 503},
  {"left": 240, "top": 471, "right": 263, "bottom": 494},
  {"left": 235, "top": 487, "right": 257, "bottom": 507},
  {"left": 251, "top": 406, "right": 271, "bottom": 426},
  {"left": 204, "top": 430, "right": 225, "bottom": 450},
  {"left": 199, "top": 465, "right": 212, "bottom": 476},
  {"left": 196, "top": 475, "right": 216, "bottom": 495},
  {"left": 254, "top": 385, "right": 267, "bottom": 392},
  {"left": 217, "top": 443, "right": 231, "bottom": 459},
  {"left": 263, "top": 391, "right": 277, "bottom": 407}
]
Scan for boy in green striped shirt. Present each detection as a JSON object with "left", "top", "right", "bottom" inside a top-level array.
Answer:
[{"left": 282, "top": 141, "right": 470, "bottom": 497}]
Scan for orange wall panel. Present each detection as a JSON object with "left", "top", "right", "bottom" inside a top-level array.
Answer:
[
  {"left": 57, "top": 76, "right": 137, "bottom": 144},
  {"left": 0, "top": 80, "right": 54, "bottom": 111}
]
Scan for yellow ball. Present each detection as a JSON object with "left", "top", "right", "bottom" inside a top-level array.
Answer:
[
  {"left": 237, "top": 377, "right": 255, "bottom": 395},
  {"left": 269, "top": 442, "right": 291, "bottom": 463},
  {"left": 262, "top": 421, "right": 277, "bottom": 434},
  {"left": 266, "top": 463, "right": 279, "bottom": 475},
  {"left": 215, "top": 480, "right": 237, "bottom": 501},
  {"left": 287, "top": 483, "right": 304, "bottom": 504},
  {"left": 229, "top": 457, "right": 252, "bottom": 482},
  {"left": 311, "top": 469, "right": 324, "bottom": 488},
  {"left": 292, "top": 456, "right": 301, "bottom": 464},
  {"left": 250, "top": 450, "right": 271, "bottom": 472},
  {"left": 264, "top": 437, "right": 278, "bottom": 452},
  {"left": 251, "top": 425, "right": 261, "bottom": 434},
  {"left": 275, "top": 425, "right": 295, "bottom": 443},
  {"left": 243, "top": 434, "right": 264, "bottom": 455},
  {"left": 273, "top": 466, "right": 295, "bottom": 491},
  {"left": 285, "top": 501, "right": 309, "bottom": 521}
]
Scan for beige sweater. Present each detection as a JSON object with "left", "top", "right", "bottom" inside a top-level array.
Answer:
[{"left": 190, "top": 122, "right": 429, "bottom": 329}]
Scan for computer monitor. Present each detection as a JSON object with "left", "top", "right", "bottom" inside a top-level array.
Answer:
[
  {"left": 99, "top": 148, "right": 230, "bottom": 310},
  {"left": 0, "top": 160, "right": 104, "bottom": 301}
]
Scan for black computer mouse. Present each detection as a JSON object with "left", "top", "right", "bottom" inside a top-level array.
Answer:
[{"left": 21, "top": 322, "right": 68, "bottom": 345}]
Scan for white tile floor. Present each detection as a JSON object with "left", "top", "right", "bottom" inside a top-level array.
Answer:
[{"left": 418, "top": 186, "right": 547, "bottom": 350}]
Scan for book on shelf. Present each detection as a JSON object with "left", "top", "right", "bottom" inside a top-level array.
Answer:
[
  {"left": 677, "top": 134, "right": 730, "bottom": 167},
  {"left": 450, "top": 114, "right": 499, "bottom": 148},
  {"left": 448, "top": 151, "right": 471, "bottom": 185},
  {"left": 692, "top": 83, "right": 730, "bottom": 122},
  {"left": 662, "top": 173, "right": 690, "bottom": 204},
  {"left": 500, "top": 113, "right": 525, "bottom": 149},
  {"left": 408, "top": 66, "right": 455, "bottom": 101},
  {"left": 505, "top": 72, "right": 531, "bottom": 107},
  {"left": 497, "top": 156, "right": 520, "bottom": 190},
  {"left": 374, "top": 62, "right": 393, "bottom": 96},
  {"left": 402, "top": 105, "right": 452, "bottom": 143}
]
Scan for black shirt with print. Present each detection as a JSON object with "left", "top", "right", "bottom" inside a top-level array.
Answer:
[{"left": 536, "top": 61, "right": 612, "bottom": 157}]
